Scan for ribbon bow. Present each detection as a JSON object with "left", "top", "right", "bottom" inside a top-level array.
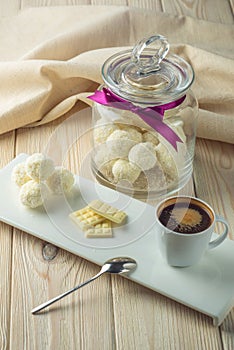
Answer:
[{"left": 88, "top": 88, "right": 185, "bottom": 151}]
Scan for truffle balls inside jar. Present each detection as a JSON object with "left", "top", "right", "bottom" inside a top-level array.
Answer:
[
  {"left": 142, "top": 131, "right": 159, "bottom": 146},
  {"left": 128, "top": 142, "right": 157, "bottom": 171},
  {"left": 47, "top": 166, "right": 75, "bottom": 194},
  {"left": 26, "top": 153, "right": 55, "bottom": 181},
  {"left": 12, "top": 162, "right": 31, "bottom": 187},
  {"left": 93, "top": 122, "right": 119, "bottom": 145},
  {"left": 155, "top": 143, "right": 178, "bottom": 180},
  {"left": 19, "top": 180, "right": 49, "bottom": 208},
  {"left": 112, "top": 159, "right": 141, "bottom": 184},
  {"left": 120, "top": 125, "right": 142, "bottom": 143},
  {"left": 106, "top": 130, "right": 136, "bottom": 159}
]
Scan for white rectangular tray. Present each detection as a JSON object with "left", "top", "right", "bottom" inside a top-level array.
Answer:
[{"left": 1, "top": 154, "right": 234, "bottom": 326}]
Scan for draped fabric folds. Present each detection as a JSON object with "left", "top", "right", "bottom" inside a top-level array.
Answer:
[{"left": 0, "top": 6, "right": 233, "bottom": 143}]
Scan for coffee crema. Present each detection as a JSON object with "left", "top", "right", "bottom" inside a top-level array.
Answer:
[{"left": 158, "top": 200, "right": 212, "bottom": 234}]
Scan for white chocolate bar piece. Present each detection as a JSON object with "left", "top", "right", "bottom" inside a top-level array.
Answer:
[
  {"left": 88, "top": 200, "right": 127, "bottom": 224},
  {"left": 85, "top": 221, "right": 112, "bottom": 238},
  {"left": 69, "top": 206, "right": 105, "bottom": 231}
]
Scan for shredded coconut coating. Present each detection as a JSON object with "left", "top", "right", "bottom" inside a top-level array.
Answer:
[
  {"left": 46, "top": 166, "right": 75, "bottom": 194},
  {"left": 26, "top": 153, "right": 55, "bottom": 181},
  {"left": 106, "top": 130, "right": 136, "bottom": 159},
  {"left": 93, "top": 123, "right": 119, "bottom": 145},
  {"left": 119, "top": 125, "right": 142, "bottom": 143},
  {"left": 19, "top": 180, "right": 49, "bottom": 208},
  {"left": 112, "top": 159, "right": 141, "bottom": 184},
  {"left": 128, "top": 142, "right": 157, "bottom": 171},
  {"left": 12, "top": 162, "right": 31, "bottom": 187},
  {"left": 155, "top": 143, "right": 178, "bottom": 180}
]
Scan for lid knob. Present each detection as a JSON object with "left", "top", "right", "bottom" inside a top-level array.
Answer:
[{"left": 131, "top": 34, "right": 169, "bottom": 74}]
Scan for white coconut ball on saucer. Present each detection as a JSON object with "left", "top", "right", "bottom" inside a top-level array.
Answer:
[
  {"left": 26, "top": 153, "right": 55, "bottom": 181},
  {"left": 46, "top": 166, "right": 75, "bottom": 194},
  {"left": 19, "top": 180, "right": 49, "bottom": 208},
  {"left": 11, "top": 162, "right": 31, "bottom": 187}
]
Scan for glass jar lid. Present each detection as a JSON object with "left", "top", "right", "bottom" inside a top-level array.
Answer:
[{"left": 102, "top": 34, "right": 194, "bottom": 105}]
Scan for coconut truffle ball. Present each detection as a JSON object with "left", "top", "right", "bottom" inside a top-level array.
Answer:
[
  {"left": 142, "top": 131, "right": 159, "bottom": 145},
  {"left": 19, "top": 180, "right": 49, "bottom": 208},
  {"left": 106, "top": 130, "right": 136, "bottom": 159},
  {"left": 93, "top": 123, "right": 119, "bottom": 145},
  {"left": 107, "top": 129, "right": 128, "bottom": 141},
  {"left": 46, "top": 166, "right": 75, "bottom": 194},
  {"left": 120, "top": 126, "right": 142, "bottom": 143},
  {"left": 12, "top": 162, "right": 31, "bottom": 187},
  {"left": 155, "top": 143, "right": 178, "bottom": 180},
  {"left": 26, "top": 153, "right": 55, "bottom": 181},
  {"left": 112, "top": 159, "right": 141, "bottom": 184},
  {"left": 128, "top": 142, "right": 157, "bottom": 171}
]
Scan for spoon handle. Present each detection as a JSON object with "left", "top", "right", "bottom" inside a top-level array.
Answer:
[{"left": 31, "top": 270, "right": 104, "bottom": 314}]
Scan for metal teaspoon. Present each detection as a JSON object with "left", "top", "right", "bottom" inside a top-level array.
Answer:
[{"left": 31, "top": 257, "right": 137, "bottom": 314}]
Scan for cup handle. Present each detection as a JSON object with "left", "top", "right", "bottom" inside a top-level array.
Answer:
[{"left": 208, "top": 215, "right": 229, "bottom": 250}]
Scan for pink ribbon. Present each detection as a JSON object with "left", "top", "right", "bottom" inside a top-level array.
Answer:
[{"left": 88, "top": 88, "right": 186, "bottom": 150}]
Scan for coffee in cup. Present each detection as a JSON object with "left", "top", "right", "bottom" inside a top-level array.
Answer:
[
  {"left": 158, "top": 197, "right": 213, "bottom": 234},
  {"left": 156, "top": 196, "right": 229, "bottom": 267}
]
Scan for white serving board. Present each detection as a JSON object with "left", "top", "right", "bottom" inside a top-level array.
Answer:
[{"left": 1, "top": 154, "right": 234, "bottom": 326}]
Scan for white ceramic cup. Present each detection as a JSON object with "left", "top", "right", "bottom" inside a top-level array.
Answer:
[{"left": 156, "top": 196, "right": 229, "bottom": 267}]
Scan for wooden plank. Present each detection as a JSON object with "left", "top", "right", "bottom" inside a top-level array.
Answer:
[
  {"left": 10, "top": 231, "right": 114, "bottom": 349},
  {"left": 161, "top": 0, "right": 234, "bottom": 24},
  {"left": 0, "top": 222, "right": 13, "bottom": 350},
  {"left": 0, "top": 131, "right": 15, "bottom": 350},
  {"left": 112, "top": 275, "right": 223, "bottom": 350},
  {"left": 221, "top": 312, "right": 234, "bottom": 350}
]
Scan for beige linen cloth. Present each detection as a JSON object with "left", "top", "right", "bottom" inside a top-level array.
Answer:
[{"left": 0, "top": 6, "right": 233, "bottom": 143}]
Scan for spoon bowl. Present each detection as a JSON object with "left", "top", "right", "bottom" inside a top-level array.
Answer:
[
  {"left": 101, "top": 257, "right": 137, "bottom": 274},
  {"left": 32, "top": 256, "right": 137, "bottom": 314}
]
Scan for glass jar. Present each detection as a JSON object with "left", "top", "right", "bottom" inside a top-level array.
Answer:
[{"left": 89, "top": 35, "right": 198, "bottom": 199}]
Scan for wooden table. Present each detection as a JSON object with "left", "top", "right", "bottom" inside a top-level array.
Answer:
[{"left": 0, "top": 1, "right": 234, "bottom": 349}]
